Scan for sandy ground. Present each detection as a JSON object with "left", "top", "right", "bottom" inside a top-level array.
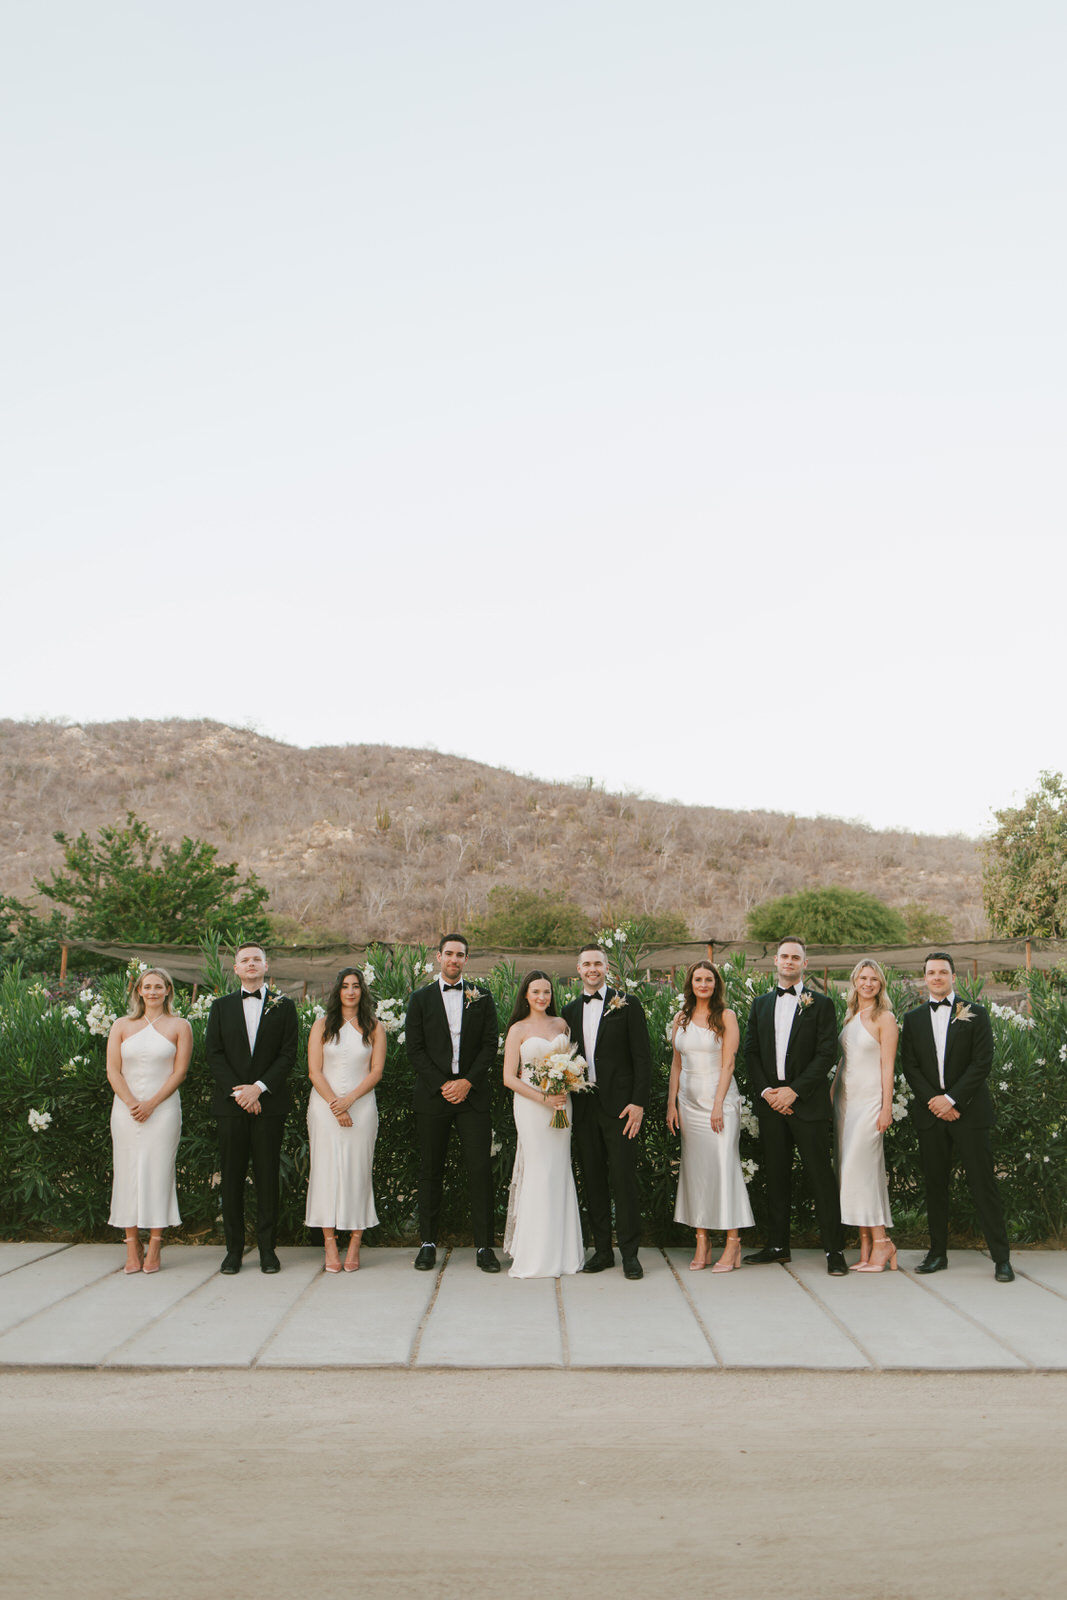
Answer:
[{"left": 1, "top": 1370, "right": 1065, "bottom": 1600}]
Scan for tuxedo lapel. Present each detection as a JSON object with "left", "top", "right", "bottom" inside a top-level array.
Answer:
[
  {"left": 229, "top": 993, "right": 253, "bottom": 1067},
  {"left": 757, "top": 992, "right": 775, "bottom": 1062}
]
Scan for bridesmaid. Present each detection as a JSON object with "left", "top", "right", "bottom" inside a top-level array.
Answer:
[
  {"left": 834, "top": 959, "right": 898, "bottom": 1271},
  {"left": 106, "top": 967, "right": 191, "bottom": 1274},
  {"left": 305, "top": 967, "right": 386, "bottom": 1273},
  {"left": 667, "top": 961, "right": 754, "bottom": 1271}
]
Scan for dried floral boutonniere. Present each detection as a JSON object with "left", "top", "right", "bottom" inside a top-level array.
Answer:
[
  {"left": 262, "top": 987, "right": 287, "bottom": 1015},
  {"left": 607, "top": 992, "right": 628, "bottom": 1013},
  {"left": 953, "top": 1003, "right": 974, "bottom": 1024},
  {"left": 464, "top": 985, "right": 483, "bottom": 1008},
  {"left": 798, "top": 992, "right": 814, "bottom": 1010}
]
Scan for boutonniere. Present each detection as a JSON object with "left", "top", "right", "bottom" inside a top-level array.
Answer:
[
  {"left": 261, "top": 988, "right": 287, "bottom": 1015},
  {"left": 607, "top": 992, "right": 628, "bottom": 1012},
  {"left": 463, "top": 985, "right": 483, "bottom": 1008},
  {"left": 953, "top": 1003, "right": 974, "bottom": 1024},
  {"left": 798, "top": 992, "right": 814, "bottom": 1010}
]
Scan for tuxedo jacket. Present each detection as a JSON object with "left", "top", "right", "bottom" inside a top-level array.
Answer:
[
  {"left": 561, "top": 989, "right": 652, "bottom": 1119},
  {"left": 743, "top": 988, "right": 837, "bottom": 1122},
  {"left": 204, "top": 990, "right": 298, "bottom": 1119},
  {"left": 405, "top": 982, "right": 500, "bottom": 1117},
  {"left": 900, "top": 999, "right": 995, "bottom": 1130}
]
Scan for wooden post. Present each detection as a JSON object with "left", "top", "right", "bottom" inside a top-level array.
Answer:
[
  {"left": 706, "top": 942, "right": 714, "bottom": 962},
  {"left": 59, "top": 944, "right": 68, "bottom": 984},
  {"left": 823, "top": 966, "right": 829, "bottom": 992},
  {"left": 191, "top": 983, "right": 199, "bottom": 1004},
  {"left": 972, "top": 957, "right": 979, "bottom": 982},
  {"left": 1026, "top": 940, "right": 1033, "bottom": 971},
  {"left": 302, "top": 979, "right": 308, "bottom": 1001}
]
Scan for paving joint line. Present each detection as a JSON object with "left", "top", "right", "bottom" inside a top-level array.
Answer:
[
  {"left": 252, "top": 1264, "right": 326, "bottom": 1368},
  {"left": 555, "top": 1277, "right": 570, "bottom": 1369},
  {"left": 1011, "top": 1266, "right": 1067, "bottom": 1303},
  {"left": 900, "top": 1268, "right": 1035, "bottom": 1370},
  {"left": 660, "top": 1248, "right": 723, "bottom": 1367},
  {"left": 782, "top": 1262, "right": 880, "bottom": 1370},
  {"left": 408, "top": 1246, "right": 451, "bottom": 1368},
  {"left": 101, "top": 1262, "right": 227, "bottom": 1366},
  {"left": 0, "top": 1260, "right": 123, "bottom": 1341},
  {"left": 0, "top": 1243, "right": 75, "bottom": 1279}
]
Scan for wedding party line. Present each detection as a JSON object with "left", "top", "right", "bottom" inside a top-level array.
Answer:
[{"left": 104, "top": 932, "right": 1017, "bottom": 1284}]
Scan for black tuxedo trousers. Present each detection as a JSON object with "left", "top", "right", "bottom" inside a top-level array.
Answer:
[
  {"left": 217, "top": 1114, "right": 285, "bottom": 1256},
  {"left": 571, "top": 1092, "right": 641, "bottom": 1260},
  {"left": 917, "top": 1121, "right": 1009, "bottom": 1262},
  {"left": 756, "top": 1101, "right": 842, "bottom": 1252},
  {"left": 416, "top": 1099, "right": 494, "bottom": 1248}
]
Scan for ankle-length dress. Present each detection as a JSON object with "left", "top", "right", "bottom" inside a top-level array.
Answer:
[
  {"left": 109, "top": 1022, "right": 182, "bottom": 1228},
  {"left": 504, "top": 1033, "right": 585, "bottom": 1278},
  {"left": 305, "top": 1022, "right": 379, "bottom": 1231},
  {"left": 835, "top": 1014, "right": 892, "bottom": 1227},
  {"left": 673, "top": 1022, "right": 754, "bottom": 1230}
]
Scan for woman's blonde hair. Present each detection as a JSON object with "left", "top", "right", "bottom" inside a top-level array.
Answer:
[
  {"left": 844, "top": 959, "right": 890, "bottom": 1021},
  {"left": 127, "top": 967, "right": 176, "bottom": 1018}
]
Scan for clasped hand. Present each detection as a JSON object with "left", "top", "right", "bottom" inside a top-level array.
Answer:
[
  {"left": 329, "top": 1094, "right": 354, "bottom": 1127},
  {"left": 928, "top": 1094, "right": 960, "bottom": 1121},
  {"left": 764, "top": 1086, "right": 797, "bottom": 1115},
  {"left": 441, "top": 1077, "right": 472, "bottom": 1105},
  {"left": 232, "top": 1084, "right": 262, "bottom": 1114}
]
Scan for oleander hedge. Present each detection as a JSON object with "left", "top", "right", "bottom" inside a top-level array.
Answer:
[{"left": 2, "top": 933, "right": 1066, "bottom": 1248}]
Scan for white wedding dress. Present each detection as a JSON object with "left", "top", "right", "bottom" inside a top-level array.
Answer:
[
  {"left": 109, "top": 1022, "right": 181, "bottom": 1228},
  {"left": 504, "top": 1032, "right": 584, "bottom": 1279},
  {"left": 305, "top": 1023, "right": 379, "bottom": 1230}
]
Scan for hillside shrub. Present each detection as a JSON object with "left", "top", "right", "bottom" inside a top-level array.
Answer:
[{"left": 747, "top": 887, "right": 909, "bottom": 946}]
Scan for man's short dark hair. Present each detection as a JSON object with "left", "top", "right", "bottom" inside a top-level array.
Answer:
[
  {"left": 924, "top": 950, "right": 955, "bottom": 973},
  {"left": 777, "top": 935, "right": 806, "bottom": 954},
  {"left": 235, "top": 942, "right": 267, "bottom": 958},
  {"left": 438, "top": 932, "right": 469, "bottom": 953},
  {"left": 578, "top": 944, "right": 608, "bottom": 959}
]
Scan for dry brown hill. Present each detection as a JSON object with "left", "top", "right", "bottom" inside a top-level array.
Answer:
[{"left": 1, "top": 719, "right": 985, "bottom": 943}]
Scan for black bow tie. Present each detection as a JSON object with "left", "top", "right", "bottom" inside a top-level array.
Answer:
[
  {"left": 242, "top": 989, "right": 262, "bottom": 1001},
  {"left": 776, "top": 986, "right": 797, "bottom": 999},
  {"left": 930, "top": 998, "right": 951, "bottom": 1010},
  {"left": 442, "top": 982, "right": 462, "bottom": 991},
  {"left": 583, "top": 992, "right": 604, "bottom": 1004}
]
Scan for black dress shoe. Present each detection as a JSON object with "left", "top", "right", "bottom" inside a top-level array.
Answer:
[
  {"left": 220, "top": 1252, "right": 242, "bottom": 1276},
  {"left": 826, "top": 1251, "right": 848, "bottom": 1277},
  {"left": 622, "top": 1256, "right": 643, "bottom": 1280},
  {"left": 743, "top": 1246, "right": 791, "bottom": 1265},
  {"left": 582, "top": 1250, "right": 615, "bottom": 1274},
  {"left": 414, "top": 1244, "right": 437, "bottom": 1271},
  {"left": 994, "top": 1260, "right": 1015, "bottom": 1283},
  {"left": 915, "top": 1252, "right": 948, "bottom": 1274},
  {"left": 476, "top": 1247, "right": 501, "bottom": 1274},
  {"left": 260, "top": 1250, "right": 281, "bottom": 1274}
]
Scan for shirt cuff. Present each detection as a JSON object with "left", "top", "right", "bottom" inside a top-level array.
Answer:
[
  {"left": 944, "top": 1094, "right": 955, "bottom": 1106},
  {"left": 761, "top": 1088, "right": 775, "bottom": 1101},
  {"left": 255, "top": 1081, "right": 268, "bottom": 1094}
]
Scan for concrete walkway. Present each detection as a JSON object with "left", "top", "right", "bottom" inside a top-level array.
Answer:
[{"left": 1, "top": 1242, "right": 1064, "bottom": 1371}]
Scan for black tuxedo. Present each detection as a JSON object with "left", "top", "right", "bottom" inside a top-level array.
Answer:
[
  {"left": 205, "top": 989, "right": 297, "bottom": 1256},
  {"left": 405, "top": 980, "right": 499, "bottom": 1246},
  {"left": 900, "top": 998, "right": 1009, "bottom": 1262},
  {"left": 561, "top": 988, "right": 652, "bottom": 1260},
  {"left": 743, "top": 987, "right": 842, "bottom": 1251}
]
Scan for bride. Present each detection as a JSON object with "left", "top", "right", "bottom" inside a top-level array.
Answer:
[{"left": 502, "top": 970, "right": 585, "bottom": 1279}]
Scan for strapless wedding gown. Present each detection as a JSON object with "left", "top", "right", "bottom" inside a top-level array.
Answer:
[
  {"left": 305, "top": 1022, "right": 379, "bottom": 1230},
  {"left": 109, "top": 1022, "right": 181, "bottom": 1228},
  {"left": 504, "top": 1033, "right": 584, "bottom": 1279},
  {"left": 835, "top": 1014, "right": 892, "bottom": 1227},
  {"left": 673, "top": 1022, "right": 754, "bottom": 1230}
]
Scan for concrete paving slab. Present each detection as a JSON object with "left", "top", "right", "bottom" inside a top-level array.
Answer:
[
  {"left": 416, "top": 1248, "right": 563, "bottom": 1367},
  {"left": 259, "top": 1248, "right": 437, "bottom": 1367},
  {"left": 0, "top": 1245, "right": 120, "bottom": 1335},
  {"left": 905, "top": 1251, "right": 1067, "bottom": 1369},
  {"left": 111, "top": 1248, "right": 323, "bottom": 1367},
  {"left": 1013, "top": 1251, "right": 1067, "bottom": 1298},
  {"left": 0, "top": 1242, "right": 70, "bottom": 1275},
  {"left": 666, "top": 1248, "right": 870, "bottom": 1369},
  {"left": 788, "top": 1249, "right": 1026, "bottom": 1370},
  {"left": 0, "top": 1246, "right": 222, "bottom": 1367},
  {"left": 561, "top": 1249, "right": 715, "bottom": 1367}
]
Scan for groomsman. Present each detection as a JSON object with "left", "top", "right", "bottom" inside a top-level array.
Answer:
[
  {"left": 405, "top": 933, "right": 501, "bottom": 1273},
  {"left": 562, "top": 945, "right": 651, "bottom": 1280},
  {"left": 742, "top": 936, "right": 847, "bottom": 1274},
  {"left": 900, "top": 951, "right": 1013, "bottom": 1281},
  {"left": 204, "top": 944, "right": 297, "bottom": 1274}
]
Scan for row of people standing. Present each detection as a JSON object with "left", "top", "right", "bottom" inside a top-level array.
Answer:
[{"left": 105, "top": 936, "right": 1013, "bottom": 1285}]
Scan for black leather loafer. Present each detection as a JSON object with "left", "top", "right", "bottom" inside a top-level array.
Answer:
[
  {"left": 414, "top": 1244, "right": 437, "bottom": 1271},
  {"left": 260, "top": 1250, "right": 281, "bottom": 1274},
  {"left": 622, "top": 1256, "right": 643, "bottom": 1280},
  {"left": 476, "top": 1248, "right": 501, "bottom": 1273},
  {"left": 220, "top": 1252, "right": 242, "bottom": 1276},
  {"left": 743, "top": 1246, "right": 791, "bottom": 1265},
  {"left": 581, "top": 1251, "right": 615, "bottom": 1274},
  {"left": 994, "top": 1261, "right": 1015, "bottom": 1283},
  {"left": 915, "top": 1252, "right": 948, "bottom": 1274},
  {"left": 826, "top": 1251, "right": 848, "bottom": 1277}
]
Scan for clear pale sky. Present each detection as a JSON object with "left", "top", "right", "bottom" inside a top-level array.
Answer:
[{"left": 4, "top": 3, "right": 1064, "bottom": 837}]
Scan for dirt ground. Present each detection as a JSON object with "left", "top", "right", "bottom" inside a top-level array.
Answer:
[{"left": 1, "top": 1369, "right": 1064, "bottom": 1600}]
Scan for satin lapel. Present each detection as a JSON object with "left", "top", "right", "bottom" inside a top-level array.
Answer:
[
  {"left": 249, "top": 991, "right": 278, "bottom": 1065},
  {"left": 231, "top": 992, "right": 253, "bottom": 1067},
  {"left": 944, "top": 1003, "right": 964, "bottom": 1072},
  {"left": 591, "top": 989, "right": 613, "bottom": 1056},
  {"left": 757, "top": 992, "right": 775, "bottom": 1060}
]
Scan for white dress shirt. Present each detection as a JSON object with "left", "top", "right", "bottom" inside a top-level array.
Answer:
[
  {"left": 440, "top": 977, "right": 463, "bottom": 1073},
  {"left": 582, "top": 987, "right": 606, "bottom": 1085},
  {"left": 772, "top": 982, "right": 802, "bottom": 1083},
  {"left": 242, "top": 988, "right": 269, "bottom": 1095},
  {"left": 930, "top": 992, "right": 956, "bottom": 1098}
]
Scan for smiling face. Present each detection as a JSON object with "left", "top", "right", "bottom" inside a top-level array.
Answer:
[
  {"left": 924, "top": 958, "right": 954, "bottom": 999},
  {"left": 774, "top": 942, "right": 807, "bottom": 986},
  {"left": 854, "top": 964, "right": 883, "bottom": 1004},
  {"left": 138, "top": 972, "right": 170, "bottom": 1010},
  {"left": 526, "top": 978, "right": 553, "bottom": 1013},
  {"left": 690, "top": 966, "right": 717, "bottom": 1001},
  {"left": 234, "top": 947, "right": 268, "bottom": 989},
  {"left": 339, "top": 973, "right": 362, "bottom": 1008},
  {"left": 437, "top": 941, "right": 468, "bottom": 983},
  {"left": 578, "top": 950, "right": 608, "bottom": 992}
]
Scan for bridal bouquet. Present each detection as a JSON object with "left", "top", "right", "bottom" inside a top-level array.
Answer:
[{"left": 525, "top": 1046, "right": 591, "bottom": 1129}]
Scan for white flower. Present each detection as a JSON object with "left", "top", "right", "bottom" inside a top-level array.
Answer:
[
  {"left": 999, "top": 1081, "right": 1010, "bottom": 1091},
  {"left": 363, "top": 963, "right": 377, "bottom": 985},
  {"left": 209, "top": 1171, "right": 222, "bottom": 1188},
  {"left": 63, "top": 1005, "right": 82, "bottom": 1023},
  {"left": 86, "top": 1002, "right": 117, "bottom": 1037},
  {"left": 616, "top": 930, "right": 627, "bottom": 943},
  {"left": 1044, "top": 1155, "right": 1050, "bottom": 1163},
  {"left": 28, "top": 1108, "right": 52, "bottom": 1133},
  {"left": 490, "top": 1139, "right": 502, "bottom": 1157},
  {"left": 1060, "top": 1043, "right": 1067, "bottom": 1063},
  {"left": 423, "top": 961, "right": 434, "bottom": 974},
  {"left": 740, "top": 1158, "right": 759, "bottom": 1181},
  {"left": 1036, "top": 1058, "right": 1046, "bottom": 1067},
  {"left": 397, "top": 1030, "right": 405, "bottom": 1045},
  {"left": 78, "top": 987, "right": 95, "bottom": 1005}
]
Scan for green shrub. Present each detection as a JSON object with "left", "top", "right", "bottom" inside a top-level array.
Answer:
[
  {"left": 467, "top": 887, "right": 592, "bottom": 948},
  {"left": 747, "top": 887, "right": 909, "bottom": 946}
]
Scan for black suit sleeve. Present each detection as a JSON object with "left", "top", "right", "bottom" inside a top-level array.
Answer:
[
  {"left": 946, "top": 1005, "right": 994, "bottom": 1110},
  {"left": 743, "top": 996, "right": 772, "bottom": 1100},
  {"left": 205, "top": 999, "right": 236, "bottom": 1096},
  {"left": 464, "top": 991, "right": 499, "bottom": 1088},
  {"left": 259, "top": 1000, "right": 298, "bottom": 1095},
  {"left": 900, "top": 1013, "right": 939, "bottom": 1105},
  {"left": 626, "top": 997, "right": 652, "bottom": 1107},
  {"left": 789, "top": 997, "right": 838, "bottom": 1101},
  {"left": 404, "top": 988, "right": 442, "bottom": 1097}
]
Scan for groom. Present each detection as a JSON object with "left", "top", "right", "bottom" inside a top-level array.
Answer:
[
  {"left": 204, "top": 943, "right": 297, "bottom": 1275},
  {"left": 900, "top": 951, "right": 1013, "bottom": 1281},
  {"left": 405, "top": 933, "right": 501, "bottom": 1273},
  {"left": 563, "top": 944, "right": 651, "bottom": 1280},
  {"left": 743, "top": 936, "right": 847, "bottom": 1274}
]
